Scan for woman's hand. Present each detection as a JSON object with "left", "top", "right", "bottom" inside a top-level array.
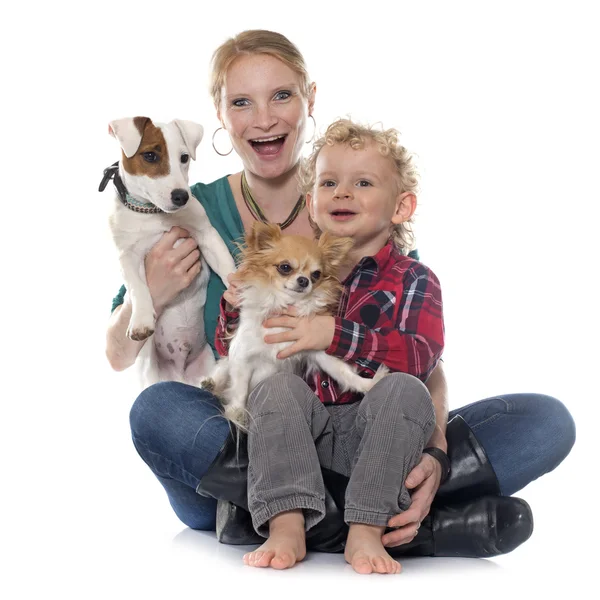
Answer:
[
  {"left": 381, "top": 454, "right": 443, "bottom": 548},
  {"left": 222, "top": 273, "right": 242, "bottom": 309},
  {"left": 263, "top": 307, "right": 335, "bottom": 358},
  {"left": 145, "top": 226, "right": 201, "bottom": 316}
]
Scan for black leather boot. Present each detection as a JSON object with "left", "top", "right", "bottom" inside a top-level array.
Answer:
[
  {"left": 197, "top": 415, "right": 533, "bottom": 557},
  {"left": 436, "top": 413, "right": 501, "bottom": 501},
  {"left": 393, "top": 415, "right": 533, "bottom": 557}
]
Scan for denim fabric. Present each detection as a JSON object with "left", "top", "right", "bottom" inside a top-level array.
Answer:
[
  {"left": 129, "top": 382, "right": 230, "bottom": 530},
  {"left": 130, "top": 383, "right": 575, "bottom": 529},
  {"left": 450, "top": 393, "right": 576, "bottom": 496}
]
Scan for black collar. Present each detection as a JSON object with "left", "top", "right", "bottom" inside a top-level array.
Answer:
[{"left": 98, "top": 162, "right": 163, "bottom": 214}]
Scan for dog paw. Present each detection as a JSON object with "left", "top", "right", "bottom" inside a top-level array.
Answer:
[
  {"left": 224, "top": 405, "right": 249, "bottom": 431},
  {"left": 127, "top": 325, "right": 155, "bottom": 341},
  {"left": 372, "top": 363, "right": 390, "bottom": 384},
  {"left": 199, "top": 377, "right": 216, "bottom": 392},
  {"left": 355, "top": 364, "right": 390, "bottom": 393},
  {"left": 127, "top": 312, "right": 156, "bottom": 341}
]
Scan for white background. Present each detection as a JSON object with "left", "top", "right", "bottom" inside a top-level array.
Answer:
[{"left": 2, "top": 0, "right": 598, "bottom": 598}]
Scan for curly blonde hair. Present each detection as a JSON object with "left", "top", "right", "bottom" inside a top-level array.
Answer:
[
  {"left": 299, "top": 118, "right": 419, "bottom": 253},
  {"left": 210, "top": 30, "right": 312, "bottom": 108}
]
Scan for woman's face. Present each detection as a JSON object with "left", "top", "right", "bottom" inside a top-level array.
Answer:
[{"left": 218, "top": 53, "right": 315, "bottom": 180}]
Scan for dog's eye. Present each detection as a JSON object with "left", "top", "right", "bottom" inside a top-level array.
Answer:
[
  {"left": 142, "top": 152, "right": 158, "bottom": 163},
  {"left": 277, "top": 263, "right": 293, "bottom": 275},
  {"left": 180, "top": 154, "right": 189, "bottom": 164},
  {"left": 311, "top": 270, "right": 322, "bottom": 282}
]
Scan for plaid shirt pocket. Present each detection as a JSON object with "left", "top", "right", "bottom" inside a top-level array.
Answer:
[{"left": 356, "top": 290, "right": 397, "bottom": 330}]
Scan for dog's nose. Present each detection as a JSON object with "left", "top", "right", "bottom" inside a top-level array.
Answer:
[
  {"left": 171, "top": 189, "right": 189, "bottom": 207},
  {"left": 297, "top": 276, "right": 309, "bottom": 288}
]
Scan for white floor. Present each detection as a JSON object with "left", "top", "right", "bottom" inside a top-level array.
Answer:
[
  {"left": 5, "top": 365, "right": 593, "bottom": 600},
  {"left": 7, "top": 472, "right": 593, "bottom": 600}
]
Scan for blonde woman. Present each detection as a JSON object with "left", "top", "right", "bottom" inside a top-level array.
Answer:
[{"left": 106, "top": 30, "right": 575, "bottom": 564}]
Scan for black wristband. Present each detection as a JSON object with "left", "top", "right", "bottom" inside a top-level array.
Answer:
[{"left": 423, "top": 447, "right": 451, "bottom": 484}]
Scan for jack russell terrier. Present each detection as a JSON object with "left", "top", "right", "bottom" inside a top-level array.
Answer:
[{"left": 101, "top": 116, "right": 235, "bottom": 389}]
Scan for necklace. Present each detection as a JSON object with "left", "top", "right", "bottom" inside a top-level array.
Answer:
[{"left": 241, "top": 171, "right": 305, "bottom": 230}]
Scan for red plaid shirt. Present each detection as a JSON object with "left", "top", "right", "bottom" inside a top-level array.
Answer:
[{"left": 215, "top": 240, "right": 444, "bottom": 405}]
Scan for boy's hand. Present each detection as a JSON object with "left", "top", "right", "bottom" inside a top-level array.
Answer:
[
  {"left": 381, "top": 454, "right": 442, "bottom": 548},
  {"left": 263, "top": 308, "right": 335, "bottom": 359}
]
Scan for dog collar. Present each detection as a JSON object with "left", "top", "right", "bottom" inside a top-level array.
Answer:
[{"left": 98, "top": 162, "right": 164, "bottom": 214}]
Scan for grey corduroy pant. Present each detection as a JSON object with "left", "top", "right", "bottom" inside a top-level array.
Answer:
[{"left": 246, "top": 372, "right": 436, "bottom": 537}]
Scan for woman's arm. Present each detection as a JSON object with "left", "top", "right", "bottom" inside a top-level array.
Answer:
[
  {"left": 106, "top": 298, "right": 148, "bottom": 371},
  {"left": 105, "top": 226, "right": 201, "bottom": 371},
  {"left": 424, "top": 360, "right": 449, "bottom": 452}
]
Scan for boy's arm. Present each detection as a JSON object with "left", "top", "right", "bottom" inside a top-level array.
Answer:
[
  {"left": 326, "top": 267, "right": 444, "bottom": 382},
  {"left": 214, "top": 296, "right": 239, "bottom": 357}
]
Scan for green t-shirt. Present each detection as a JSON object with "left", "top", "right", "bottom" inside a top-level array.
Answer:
[
  {"left": 110, "top": 175, "right": 420, "bottom": 357},
  {"left": 110, "top": 176, "right": 244, "bottom": 357}
]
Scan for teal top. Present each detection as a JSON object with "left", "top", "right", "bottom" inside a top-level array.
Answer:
[{"left": 110, "top": 175, "right": 420, "bottom": 357}]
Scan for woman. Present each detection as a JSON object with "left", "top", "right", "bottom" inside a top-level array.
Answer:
[{"left": 106, "top": 30, "right": 575, "bottom": 557}]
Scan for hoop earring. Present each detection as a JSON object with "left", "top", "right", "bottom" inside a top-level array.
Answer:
[
  {"left": 212, "top": 127, "right": 233, "bottom": 156},
  {"left": 305, "top": 114, "right": 316, "bottom": 144}
]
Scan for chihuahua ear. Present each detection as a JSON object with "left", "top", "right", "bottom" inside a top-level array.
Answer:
[
  {"left": 246, "top": 222, "right": 282, "bottom": 251},
  {"left": 108, "top": 117, "right": 150, "bottom": 158},
  {"left": 173, "top": 119, "right": 204, "bottom": 161},
  {"left": 318, "top": 232, "right": 354, "bottom": 272}
]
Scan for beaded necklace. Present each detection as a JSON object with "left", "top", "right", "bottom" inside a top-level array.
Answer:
[{"left": 241, "top": 171, "right": 305, "bottom": 230}]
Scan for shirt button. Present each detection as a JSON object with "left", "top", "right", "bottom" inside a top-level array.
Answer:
[{"left": 321, "top": 380, "right": 330, "bottom": 389}]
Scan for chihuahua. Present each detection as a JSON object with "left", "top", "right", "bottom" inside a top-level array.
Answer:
[{"left": 201, "top": 222, "right": 388, "bottom": 427}]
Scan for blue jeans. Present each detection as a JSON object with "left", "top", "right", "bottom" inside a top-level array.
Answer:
[{"left": 129, "top": 382, "right": 576, "bottom": 530}]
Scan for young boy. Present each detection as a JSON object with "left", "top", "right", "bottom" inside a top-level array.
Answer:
[{"left": 217, "top": 118, "right": 444, "bottom": 575}]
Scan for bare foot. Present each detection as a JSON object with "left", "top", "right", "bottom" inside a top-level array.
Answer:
[
  {"left": 243, "top": 509, "right": 306, "bottom": 570},
  {"left": 344, "top": 523, "right": 402, "bottom": 574}
]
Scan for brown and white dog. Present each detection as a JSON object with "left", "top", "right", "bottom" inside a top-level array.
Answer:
[{"left": 106, "top": 116, "right": 235, "bottom": 389}]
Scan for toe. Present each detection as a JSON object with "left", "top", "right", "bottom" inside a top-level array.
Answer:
[
  {"left": 373, "top": 556, "right": 388, "bottom": 574},
  {"left": 353, "top": 556, "right": 373, "bottom": 574},
  {"left": 385, "top": 558, "right": 397, "bottom": 574},
  {"left": 271, "top": 551, "right": 294, "bottom": 570},
  {"left": 256, "top": 551, "right": 275, "bottom": 568}
]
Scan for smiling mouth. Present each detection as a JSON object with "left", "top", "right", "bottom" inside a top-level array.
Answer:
[
  {"left": 249, "top": 135, "right": 287, "bottom": 156},
  {"left": 330, "top": 210, "right": 357, "bottom": 220}
]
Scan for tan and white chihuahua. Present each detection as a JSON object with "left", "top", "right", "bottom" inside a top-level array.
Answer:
[{"left": 201, "top": 222, "right": 388, "bottom": 427}]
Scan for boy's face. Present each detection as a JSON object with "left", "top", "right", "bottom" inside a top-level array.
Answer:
[{"left": 307, "top": 141, "right": 415, "bottom": 258}]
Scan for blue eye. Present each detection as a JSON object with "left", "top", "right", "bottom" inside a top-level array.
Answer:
[
  {"left": 321, "top": 180, "right": 336, "bottom": 187},
  {"left": 232, "top": 98, "right": 249, "bottom": 107},
  {"left": 274, "top": 90, "right": 291, "bottom": 100}
]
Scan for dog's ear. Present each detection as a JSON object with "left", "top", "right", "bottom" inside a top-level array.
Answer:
[
  {"left": 173, "top": 120, "right": 204, "bottom": 161},
  {"left": 246, "top": 222, "right": 282, "bottom": 251},
  {"left": 108, "top": 117, "right": 150, "bottom": 158},
  {"left": 318, "top": 233, "right": 354, "bottom": 273}
]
